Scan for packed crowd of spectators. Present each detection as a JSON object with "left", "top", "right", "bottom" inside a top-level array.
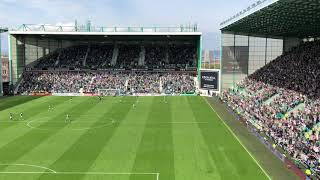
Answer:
[
  {"left": 18, "top": 71, "right": 90, "bottom": 94},
  {"left": 221, "top": 41, "right": 320, "bottom": 177},
  {"left": 85, "top": 44, "right": 114, "bottom": 69},
  {"left": 58, "top": 45, "right": 88, "bottom": 69},
  {"left": 162, "top": 73, "right": 196, "bottom": 94},
  {"left": 33, "top": 43, "right": 197, "bottom": 70},
  {"left": 34, "top": 51, "right": 60, "bottom": 69},
  {"left": 250, "top": 41, "right": 320, "bottom": 99},
  {"left": 145, "top": 44, "right": 167, "bottom": 69},
  {"left": 168, "top": 43, "right": 197, "bottom": 69},
  {"left": 127, "top": 73, "right": 161, "bottom": 94},
  {"left": 83, "top": 72, "right": 127, "bottom": 94},
  {"left": 117, "top": 44, "right": 141, "bottom": 69},
  {"left": 18, "top": 71, "right": 196, "bottom": 95},
  {"left": 35, "top": 45, "right": 88, "bottom": 69}
]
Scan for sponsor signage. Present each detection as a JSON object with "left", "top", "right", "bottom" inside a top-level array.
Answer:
[
  {"left": 200, "top": 71, "right": 219, "bottom": 90},
  {"left": 31, "top": 92, "right": 52, "bottom": 96}
]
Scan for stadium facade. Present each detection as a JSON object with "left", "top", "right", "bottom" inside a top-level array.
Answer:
[
  {"left": 0, "top": 27, "right": 8, "bottom": 96},
  {"left": 6, "top": 24, "right": 204, "bottom": 96},
  {"left": 220, "top": 0, "right": 320, "bottom": 91}
]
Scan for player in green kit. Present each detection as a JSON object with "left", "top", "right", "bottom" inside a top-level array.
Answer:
[
  {"left": 9, "top": 113, "right": 13, "bottom": 121},
  {"left": 20, "top": 112, "right": 24, "bottom": 120},
  {"left": 65, "top": 114, "right": 71, "bottom": 124}
]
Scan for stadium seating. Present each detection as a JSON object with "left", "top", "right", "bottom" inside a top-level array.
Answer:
[
  {"left": 221, "top": 41, "right": 320, "bottom": 176},
  {"left": 35, "top": 45, "right": 88, "bottom": 69},
  {"left": 18, "top": 71, "right": 196, "bottom": 95},
  {"left": 249, "top": 41, "right": 320, "bottom": 99},
  {"left": 85, "top": 44, "right": 114, "bottom": 69},
  {"left": 145, "top": 44, "right": 167, "bottom": 69},
  {"left": 168, "top": 43, "right": 197, "bottom": 69},
  {"left": 162, "top": 73, "right": 196, "bottom": 94},
  {"left": 24, "top": 42, "right": 198, "bottom": 96},
  {"left": 117, "top": 44, "right": 141, "bottom": 69},
  {"left": 33, "top": 43, "right": 197, "bottom": 70}
]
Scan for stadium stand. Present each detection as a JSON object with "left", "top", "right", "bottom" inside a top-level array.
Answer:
[
  {"left": 18, "top": 71, "right": 196, "bottom": 95},
  {"left": 33, "top": 43, "right": 197, "bottom": 70},
  {"left": 145, "top": 44, "right": 167, "bottom": 69},
  {"left": 162, "top": 73, "right": 196, "bottom": 94},
  {"left": 168, "top": 43, "right": 197, "bottom": 69},
  {"left": 35, "top": 50, "right": 60, "bottom": 69},
  {"left": 35, "top": 45, "right": 88, "bottom": 69},
  {"left": 85, "top": 44, "right": 114, "bottom": 69},
  {"left": 221, "top": 41, "right": 320, "bottom": 177},
  {"left": 250, "top": 41, "right": 320, "bottom": 99},
  {"left": 117, "top": 44, "right": 141, "bottom": 69},
  {"left": 20, "top": 42, "right": 197, "bottom": 96}
]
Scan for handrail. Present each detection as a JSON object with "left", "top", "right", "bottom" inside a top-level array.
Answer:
[
  {"left": 11, "top": 24, "right": 199, "bottom": 33},
  {"left": 0, "top": 27, "right": 8, "bottom": 32},
  {"left": 220, "top": 0, "right": 278, "bottom": 29}
]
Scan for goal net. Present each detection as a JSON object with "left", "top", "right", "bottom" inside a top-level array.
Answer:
[{"left": 98, "top": 89, "right": 121, "bottom": 96}]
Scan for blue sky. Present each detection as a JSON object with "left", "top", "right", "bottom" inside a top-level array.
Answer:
[{"left": 0, "top": 0, "right": 257, "bottom": 54}]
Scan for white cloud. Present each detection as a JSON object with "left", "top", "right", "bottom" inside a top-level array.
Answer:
[
  {"left": 0, "top": 0, "right": 254, "bottom": 50},
  {"left": 0, "top": 0, "right": 253, "bottom": 31}
]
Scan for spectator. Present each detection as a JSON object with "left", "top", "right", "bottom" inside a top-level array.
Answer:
[
  {"left": 221, "top": 41, "right": 320, "bottom": 177},
  {"left": 18, "top": 71, "right": 196, "bottom": 95},
  {"left": 33, "top": 42, "right": 197, "bottom": 70}
]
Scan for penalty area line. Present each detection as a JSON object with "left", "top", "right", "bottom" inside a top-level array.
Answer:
[{"left": 204, "top": 98, "right": 271, "bottom": 180}]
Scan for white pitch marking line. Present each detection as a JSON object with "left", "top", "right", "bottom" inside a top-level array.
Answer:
[
  {"left": 0, "top": 162, "right": 160, "bottom": 178},
  {"left": 26, "top": 118, "right": 116, "bottom": 131},
  {"left": 160, "top": 122, "right": 208, "bottom": 124},
  {"left": 204, "top": 98, "right": 272, "bottom": 180},
  {"left": 0, "top": 172, "right": 158, "bottom": 175},
  {"left": 126, "top": 122, "right": 208, "bottom": 125},
  {"left": 0, "top": 164, "right": 57, "bottom": 173},
  {"left": 0, "top": 121, "right": 25, "bottom": 123},
  {"left": 0, "top": 171, "right": 160, "bottom": 179},
  {"left": 27, "top": 121, "right": 111, "bottom": 123}
]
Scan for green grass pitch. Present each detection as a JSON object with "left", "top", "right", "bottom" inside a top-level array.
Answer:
[{"left": 0, "top": 96, "right": 268, "bottom": 180}]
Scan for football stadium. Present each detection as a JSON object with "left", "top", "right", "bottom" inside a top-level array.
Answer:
[{"left": 0, "top": 0, "right": 319, "bottom": 180}]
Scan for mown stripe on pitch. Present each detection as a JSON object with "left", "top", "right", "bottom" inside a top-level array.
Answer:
[
  {"left": 129, "top": 96, "right": 175, "bottom": 180},
  {"left": 82, "top": 97, "right": 154, "bottom": 177},
  {"left": 188, "top": 97, "right": 267, "bottom": 179},
  {"left": 0, "top": 97, "right": 71, "bottom": 149},
  {"left": 204, "top": 97, "right": 270, "bottom": 179},
  {"left": 0, "top": 97, "right": 96, "bottom": 172},
  {"left": 0, "top": 96, "right": 42, "bottom": 112},
  {"left": 170, "top": 97, "right": 221, "bottom": 180},
  {"left": 37, "top": 96, "right": 136, "bottom": 180},
  {"left": 1, "top": 97, "right": 118, "bottom": 180},
  {"left": 0, "top": 97, "right": 68, "bottom": 131},
  {"left": 187, "top": 97, "right": 241, "bottom": 179}
]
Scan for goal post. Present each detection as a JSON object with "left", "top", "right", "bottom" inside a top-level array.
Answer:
[{"left": 98, "top": 89, "right": 121, "bottom": 96}]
